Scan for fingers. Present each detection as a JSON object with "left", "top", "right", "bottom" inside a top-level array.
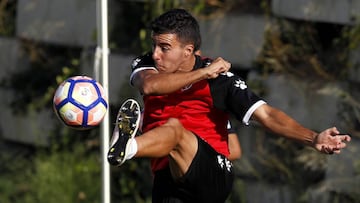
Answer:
[
  {"left": 213, "top": 57, "right": 231, "bottom": 72},
  {"left": 321, "top": 145, "right": 335, "bottom": 154},
  {"left": 206, "top": 57, "right": 231, "bottom": 79},
  {"left": 321, "top": 145, "right": 344, "bottom": 155},
  {"left": 333, "top": 135, "right": 350, "bottom": 148},
  {"left": 326, "top": 126, "right": 351, "bottom": 142},
  {"left": 333, "top": 133, "right": 351, "bottom": 148},
  {"left": 320, "top": 136, "right": 350, "bottom": 155},
  {"left": 328, "top": 147, "right": 343, "bottom": 155},
  {"left": 338, "top": 134, "right": 351, "bottom": 142},
  {"left": 327, "top": 126, "right": 340, "bottom": 135},
  {"left": 328, "top": 127, "right": 352, "bottom": 142},
  {"left": 316, "top": 128, "right": 351, "bottom": 155}
]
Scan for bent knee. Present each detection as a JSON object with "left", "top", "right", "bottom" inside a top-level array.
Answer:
[
  {"left": 163, "top": 118, "right": 187, "bottom": 140},
  {"left": 165, "top": 118, "right": 183, "bottom": 128}
]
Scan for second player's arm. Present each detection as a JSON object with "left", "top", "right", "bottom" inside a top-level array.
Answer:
[{"left": 228, "top": 133, "right": 242, "bottom": 161}]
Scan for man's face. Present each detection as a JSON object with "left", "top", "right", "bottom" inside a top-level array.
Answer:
[{"left": 151, "top": 33, "right": 190, "bottom": 73}]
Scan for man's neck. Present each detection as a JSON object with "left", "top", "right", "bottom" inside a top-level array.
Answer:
[{"left": 177, "top": 55, "right": 196, "bottom": 73}]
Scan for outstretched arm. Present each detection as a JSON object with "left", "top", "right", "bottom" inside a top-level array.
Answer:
[{"left": 252, "top": 104, "right": 351, "bottom": 154}]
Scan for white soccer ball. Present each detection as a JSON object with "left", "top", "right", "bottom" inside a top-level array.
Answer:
[{"left": 53, "top": 75, "right": 108, "bottom": 129}]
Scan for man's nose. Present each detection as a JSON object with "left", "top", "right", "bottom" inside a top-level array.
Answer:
[{"left": 152, "top": 47, "right": 160, "bottom": 60}]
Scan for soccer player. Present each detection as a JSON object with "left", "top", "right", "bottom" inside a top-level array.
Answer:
[{"left": 108, "top": 8, "right": 351, "bottom": 202}]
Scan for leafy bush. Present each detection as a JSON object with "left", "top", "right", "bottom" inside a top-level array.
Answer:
[{"left": 0, "top": 139, "right": 101, "bottom": 203}]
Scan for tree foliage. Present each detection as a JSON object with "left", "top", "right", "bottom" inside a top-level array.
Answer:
[
  {"left": 0, "top": 132, "right": 102, "bottom": 203},
  {"left": 0, "top": 0, "right": 16, "bottom": 36}
]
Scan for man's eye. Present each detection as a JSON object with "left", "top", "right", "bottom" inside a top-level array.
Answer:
[{"left": 161, "top": 47, "right": 170, "bottom": 51}]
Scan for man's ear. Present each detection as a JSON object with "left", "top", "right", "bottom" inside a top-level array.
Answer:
[{"left": 184, "top": 44, "right": 194, "bottom": 57}]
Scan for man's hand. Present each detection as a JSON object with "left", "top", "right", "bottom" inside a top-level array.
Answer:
[
  {"left": 204, "top": 57, "right": 231, "bottom": 79},
  {"left": 313, "top": 127, "right": 351, "bottom": 154}
]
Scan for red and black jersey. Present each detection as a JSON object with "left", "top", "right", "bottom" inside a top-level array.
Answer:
[{"left": 130, "top": 53, "right": 266, "bottom": 172}]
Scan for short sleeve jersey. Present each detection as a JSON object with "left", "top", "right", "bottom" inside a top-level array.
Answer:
[{"left": 130, "top": 52, "right": 266, "bottom": 172}]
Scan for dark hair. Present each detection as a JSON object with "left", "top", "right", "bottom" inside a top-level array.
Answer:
[{"left": 150, "top": 8, "right": 201, "bottom": 52}]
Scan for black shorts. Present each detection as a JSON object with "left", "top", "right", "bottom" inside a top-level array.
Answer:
[{"left": 152, "top": 135, "right": 234, "bottom": 203}]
